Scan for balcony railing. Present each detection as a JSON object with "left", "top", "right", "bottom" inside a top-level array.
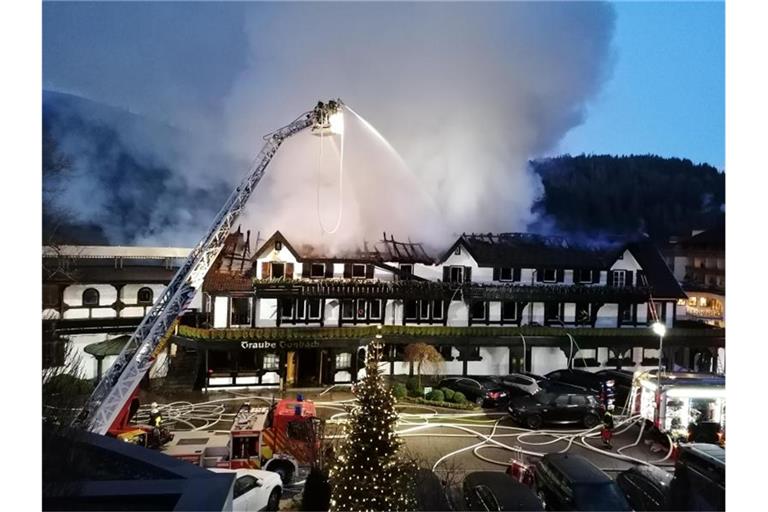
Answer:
[
  {"left": 686, "top": 305, "right": 724, "bottom": 319},
  {"left": 251, "top": 278, "right": 651, "bottom": 303}
]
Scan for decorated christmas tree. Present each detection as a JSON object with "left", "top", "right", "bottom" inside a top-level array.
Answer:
[{"left": 328, "top": 338, "right": 415, "bottom": 511}]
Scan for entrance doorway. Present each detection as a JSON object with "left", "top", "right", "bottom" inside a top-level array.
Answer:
[{"left": 293, "top": 349, "right": 333, "bottom": 387}]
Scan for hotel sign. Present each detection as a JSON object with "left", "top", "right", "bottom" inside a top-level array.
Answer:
[{"left": 240, "top": 340, "right": 321, "bottom": 350}]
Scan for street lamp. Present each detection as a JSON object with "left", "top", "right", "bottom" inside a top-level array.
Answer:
[{"left": 652, "top": 321, "right": 667, "bottom": 386}]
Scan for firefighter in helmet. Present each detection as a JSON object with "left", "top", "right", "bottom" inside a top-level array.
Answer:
[
  {"left": 601, "top": 405, "right": 615, "bottom": 449},
  {"left": 149, "top": 402, "right": 162, "bottom": 428}
]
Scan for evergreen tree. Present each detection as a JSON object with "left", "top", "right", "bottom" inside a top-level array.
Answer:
[{"left": 328, "top": 339, "right": 415, "bottom": 511}]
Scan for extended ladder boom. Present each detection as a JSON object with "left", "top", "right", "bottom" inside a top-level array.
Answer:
[{"left": 73, "top": 100, "right": 343, "bottom": 434}]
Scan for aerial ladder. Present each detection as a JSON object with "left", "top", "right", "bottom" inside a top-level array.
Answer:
[{"left": 73, "top": 100, "right": 345, "bottom": 435}]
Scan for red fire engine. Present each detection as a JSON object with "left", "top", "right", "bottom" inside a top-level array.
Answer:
[{"left": 161, "top": 397, "right": 321, "bottom": 484}]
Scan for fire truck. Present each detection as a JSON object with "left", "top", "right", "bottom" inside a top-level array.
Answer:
[
  {"left": 70, "top": 100, "right": 343, "bottom": 476},
  {"left": 162, "top": 397, "right": 320, "bottom": 484}
]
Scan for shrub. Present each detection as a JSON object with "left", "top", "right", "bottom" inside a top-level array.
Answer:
[
  {"left": 426, "top": 390, "right": 444, "bottom": 402},
  {"left": 452, "top": 391, "right": 467, "bottom": 404},
  {"left": 392, "top": 383, "right": 407, "bottom": 399},
  {"left": 405, "top": 377, "right": 419, "bottom": 392},
  {"left": 408, "top": 387, "right": 425, "bottom": 398},
  {"left": 440, "top": 387, "right": 455, "bottom": 401},
  {"left": 43, "top": 374, "right": 93, "bottom": 396}
]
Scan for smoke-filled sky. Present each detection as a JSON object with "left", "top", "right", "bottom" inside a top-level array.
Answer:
[{"left": 43, "top": 1, "right": 723, "bottom": 249}]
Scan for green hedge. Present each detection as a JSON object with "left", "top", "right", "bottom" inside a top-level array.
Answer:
[
  {"left": 392, "top": 383, "right": 407, "bottom": 399},
  {"left": 402, "top": 396, "right": 478, "bottom": 411},
  {"left": 426, "top": 390, "right": 444, "bottom": 402}
]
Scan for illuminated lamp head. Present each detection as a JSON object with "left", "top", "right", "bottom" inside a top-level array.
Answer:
[{"left": 652, "top": 321, "right": 667, "bottom": 337}]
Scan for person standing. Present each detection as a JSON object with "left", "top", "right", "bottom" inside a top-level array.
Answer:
[{"left": 601, "top": 406, "right": 615, "bottom": 449}]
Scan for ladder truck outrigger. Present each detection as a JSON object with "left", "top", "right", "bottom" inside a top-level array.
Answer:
[{"left": 72, "top": 99, "right": 344, "bottom": 477}]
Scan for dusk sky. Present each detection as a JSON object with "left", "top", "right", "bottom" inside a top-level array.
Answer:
[{"left": 43, "top": 1, "right": 724, "bottom": 169}]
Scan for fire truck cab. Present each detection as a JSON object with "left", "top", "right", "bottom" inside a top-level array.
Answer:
[{"left": 162, "top": 397, "right": 321, "bottom": 485}]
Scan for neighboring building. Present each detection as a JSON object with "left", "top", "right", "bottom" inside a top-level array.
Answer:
[
  {"left": 42, "top": 243, "right": 197, "bottom": 380},
  {"left": 43, "top": 229, "right": 725, "bottom": 390},
  {"left": 664, "top": 226, "right": 725, "bottom": 328}
]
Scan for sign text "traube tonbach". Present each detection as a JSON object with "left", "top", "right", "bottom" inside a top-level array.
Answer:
[{"left": 240, "top": 340, "right": 321, "bottom": 350}]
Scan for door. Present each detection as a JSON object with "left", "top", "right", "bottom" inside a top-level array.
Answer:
[
  {"left": 546, "top": 394, "right": 572, "bottom": 423},
  {"left": 233, "top": 475, "right": 261, "bottom": 512}
]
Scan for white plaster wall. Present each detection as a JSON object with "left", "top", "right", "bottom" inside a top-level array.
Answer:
[
  {"left": 446, "top": 300, "right": 468, "bottom": 326},
  {"left": 665, "top": 303, "right": 675, "bottom": 328},
  {"left": 43, "top": 309, "right": 60, "bottom": 320},
  {"left": 121, "top": 284, "right": 166, "bottom": 305},
  {"left": 597, "top": 347, "right": 610, "bottom": 366},
  {"left": 91, "top": 308, "right": 116, "bottom": 319},
  {"left": 520, "top": 303, "right": 545, "bottom": 325},
  {"left": 332, "top": 263, "right": 345, "bottom": 279},
  {"left": 531, "top": 346, "right": 568, "bottom": 375},
  {"left": 595, "top": 304, "right": 618, "bottom": 327},
  {"left": 413, "top": 263, "right": 442, "bottom": 281},
  {"left": 488, "top": 302, "right": 501, "bottom": 322},
  {"left": 255, "top": 298, "right": 278, "bottom": 327},
  {"left": 325, "top": 299, "right": 339, "bottom": 325},
  {"left": 334, "top": 371, "right": 352, "bottom": 382},
  {"left": 373, "top": 266, "right": 396, "bottom": 281},
  {"left": 564, "top": 270, "right": 574, "bottom": 285},
  {"left": 121, "top": 306, "right": 146, "bottom": 318},
  {"left": 611, "top": 250, "right": 643, "bottom": 273},
  {"left": 385, "top": 300, "right": 401, "bottom": 325},
  {"left": 442, "top": 347, "right": 464, "bottom": 375},
  {"left": 213, "top": 296, "right": 229, "bottom": 328},
  {"left": 64, "top": 284, "right": 117, "bottom": 306},
  {"left": 63, "top": 333, "right": 109, "bottom": 380},
  {"left": 62, "top": 308, "right": 90, "bottom": 320},
  {"left": 467, "top": 347, "right": 509, "bottom": 375},
  {"left": 637, "top": 305, "right": 648, "bottom": 324},
  {"left": 520, "top": 269, "right": 536, "bottom": 284},
  {"left": 673, "top": 256, "right": 688, "bottom": 281}
]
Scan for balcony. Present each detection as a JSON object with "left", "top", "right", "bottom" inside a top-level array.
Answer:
[{"left": 686, "top": 305, "right": 724, "bottom": 320}]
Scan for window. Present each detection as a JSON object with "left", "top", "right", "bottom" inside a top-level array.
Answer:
[
  {"left": 575, "top": 269, "right": 593, "bottom": 284},
  {"left": 501, "top": 301, "right": 517, "bottom": 321},
  {"left": 369, "top": 300, "right": 382, "bottom": 319},
  {"left": 419, "top": 300, "right": 430, "bottom": 319},
  {"left": 234, "top": 475, "right": 259, "bottom": 499},
  {"left": 137, "top": 287, "right": 153, "bottom": 305},
  {"left": 335, "top": 352, "right": 352, "bottom": 369},
  {"left": 470, "top": 302, "right": 487, "bottom": 320},
  {"left": 231, "top": 297, "right": 252, "bottom": 326},
  {"left": 432, "top": 301, "right": 444, "bottom": 320},
  {"left": 612, "top": 270, "right": 626, "bottom": 287},
  {"left": 545, "top": 303, "right": 562, "bottom": 324},
  {"left": 271, "top": 262, "right": 285, "bottom": 279},
  {"left": 399, "top": 264, "right": 413, "bottom": 279},
  {"left": 341, "top": 300, "right": 355, "bottom": 320},
  {"left": 352, "top": 264, "right": 367, "bottom": 278},
  {"left": 499, "top": 267, "right": 513, "bottom": 281},
  {"left": 570, "top": 395, "right": 587, "bottom": 406},
  {"left": 287, "top": 420, "right": 312, "bottom": 441},
  {"left": 82, "top": 288, "right": 99, "bottom": 306},
  {"left": 308, "top": 299, "right": 321, "bottom": 320},
  {"left": 620, "top": 303, "right": 634, "bottom": 323},
  {"left": 576, "top": 303, "right": 591, "bottom": 325},
  {"left": 449, "top": 266, "right": 464, "bottom": 283},
  {"left": 455, "top": 245, "right": 461, "bottom": 255},
  {"left": 310, "top": 263, "right": 325, "bottom": 278},
  {"left": 404, "top": 300, "right": 417, "bottom": 320},
  {"left": 438, "top": 345, "right": 453, "bottom": 360},
  {"left": 280, "top": 299, "right": 294, "bottom": 318},
  {"left": 554, "top": 395, "right": 570, "bottom": 406},
  {"left": 275, "top": 241, "right": 283, "bottom": 251},
  {"left": 542, "top": 269, "right": 557, "bottom": 282},
  {"left": 263, "top": 353, "right": 279, "bottom": 370}
]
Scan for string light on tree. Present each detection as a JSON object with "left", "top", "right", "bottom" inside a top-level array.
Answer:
[{"left": 328, "top": 337, "right": 415, "bottom": 511}]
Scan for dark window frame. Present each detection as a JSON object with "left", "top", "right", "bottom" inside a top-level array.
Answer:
[
  {"left": 575, "top": 269, "right": 593, "bottom": 284},
  {"left": 542, "top": 269, "right": 557, "bottom": 283},
  {"left": 351, "top": 263, "right": 367, "bottom": 278},
  {"left": 82, "top": 288, "right": 100, "bottom": 307},
  {"left": 449, "top": 266, "right": 464, "bottom": 283},
  {"left": 271, "top": 262, "right": 285, "bottom": 279},
  {"left": 499, "top": 267, "right": 513, "bottom": 281},
  {"left": 230, "top": 297, "right": 252, "bottom": 326},
  {"left": 470, "top": 301, "right": 487, "bottom": 320},
  {"left": 310, "top": 263, "right": 325, "bottom": 278},
  {"left": 137, "top": 287, "right": 154, "bottom": 305},
  {"left": 501, "top": 301, "right": 517, "bottom": 322}
]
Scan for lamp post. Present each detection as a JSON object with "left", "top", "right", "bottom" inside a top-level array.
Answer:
[{"left": 652, "top": 321, "right": 667, "bottom": 387}]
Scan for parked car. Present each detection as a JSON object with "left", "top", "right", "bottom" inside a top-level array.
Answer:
[
  {"left": 667, "top": 443, "right": 725, "bottom": 511},
  {"left": 508, "top": 388, "right": 603, "bottom": 429},
  {"left": 438, "top": 376, "right": 508, "bottom": 407},
  {"left": 209, "top": 468, "right": 282, "bottom": 512},
  {"left": 533, "top": 454, "right": 631, "bottom": 511},
  {"left": 594, "top": 369, "right": 634, "bottom": 410},
  {"left": 545, "top": 369, "right": 604, "bottom": 394},
  {"left": 500, "top": 373, "right": 545, "bottom": 396},
  {"left": 462, "top": 471, "right": 544, "bottom": 511},
  {"left": 616, "top": 464, "right": 673, "bottom": 511},
  {"left": 413, "top": 469, "right": 453, "bottom": 511}
]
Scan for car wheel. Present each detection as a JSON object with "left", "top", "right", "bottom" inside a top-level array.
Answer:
[
  {"left": 583, "top": 413, "right": 599, "bottom": 429},
  {"left": 271, "top": 465, "right": 294, "bottom": 486},
  {"left": 525, "top": 414, "right": 543, "bottom": 429},
  {"left": 266, "top": 488, "right": 281, "bottom": 512}
]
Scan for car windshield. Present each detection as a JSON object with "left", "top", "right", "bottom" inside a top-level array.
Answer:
[{"left": 572, "top": 484, "right": 631, "bottom": 511}]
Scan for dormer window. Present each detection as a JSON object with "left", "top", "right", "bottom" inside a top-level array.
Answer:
[
  {"left": 399, "top": 264, "right": 413, "bottom": 280},
  {"left": 575, "top": 269, "right": 594, "bottom": 284},
  {"left": 542, "top": 269, "right": 557, "bottom": 283},
  {"left": 310, "top": 263, "right": 325, "bottom": 278},
  {"left": 275, "top": 241, "right": 283, "bottom": 251},
  {"left": 612, "top": 270, "right": 626, "bottom": 287},
  {"left": 454, "top": 246, "right": 461, "bottom": 255},
  {"left": 499, "top": 267, "right": 513, "bottom": 281},
  {"left": 271, "top": 263, "right": 285, "bottom": 279},
  {"left": 449, "top": 266, "right": 464, "bottom": 283},
  {"left": 352, "top": 264, "right": 366, "bottom": 278}
]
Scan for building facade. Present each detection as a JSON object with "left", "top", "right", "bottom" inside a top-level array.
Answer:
[{"left": 43, "top": 230, "right": 725, "bottom": 389}]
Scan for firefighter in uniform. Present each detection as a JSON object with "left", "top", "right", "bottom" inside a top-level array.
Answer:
[{"left": 601, "top": 406, "right": 615, "bottom": 449}]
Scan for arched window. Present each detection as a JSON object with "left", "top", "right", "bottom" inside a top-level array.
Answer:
[
  {"left": 82, "top": 288, "right": 100, "bottom": 306},
  {"left": 137, "top": 287, "right": 154, "bottom": 305}
]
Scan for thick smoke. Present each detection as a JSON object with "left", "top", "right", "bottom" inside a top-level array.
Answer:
[
  {"left": 43, "top": 2, "right": 616, "bottom": 250},
  {"left": 226, "top": 2, "right": 616, "bottom": 251}
]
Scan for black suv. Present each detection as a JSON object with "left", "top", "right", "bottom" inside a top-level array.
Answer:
[
  {"left": 534, "top": 454, "right": 631, "bottom": 511},
  {"left": 508, "top": 388, "right": 602, "bottom": 429},
  {"left": 437, "top": 376, "right": 508, "bottom": 407},
  {"left": 616, "top": 464, "right": 673, "bottom": 511},
  {"left": 463, "top": 472, "right": 544, "bottom": 511}
]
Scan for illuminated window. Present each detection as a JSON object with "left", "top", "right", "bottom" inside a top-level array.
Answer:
[
  {"left": 336, "top": 352, "right": 352, "bottom": 369},
  {"left": 263, "top": 353, "right": 279, "bottom": 370}
]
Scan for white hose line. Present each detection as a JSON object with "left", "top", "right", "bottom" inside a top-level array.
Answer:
[{"left": 316, "top": 121, "right": 344, "bottom": 234}]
